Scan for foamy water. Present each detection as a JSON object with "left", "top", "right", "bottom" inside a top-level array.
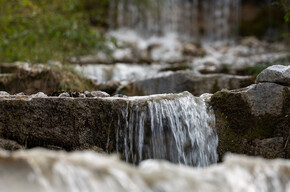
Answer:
[
  {"left": 0, "top": 149, "right": 289, "bottom": 192},
  {"left": 115, "top": 91, "right": 218, "bottom": 166}
]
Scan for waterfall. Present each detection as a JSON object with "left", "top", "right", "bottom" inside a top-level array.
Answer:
[
  {"left": 116, "top": 92, "right": 218, "bottom": 167},
  {"left": 109, "top": 0, "right": 240, "bottom": 42},
  {"left": 202, "top": 0, "right": 240, "bottom": 43}
]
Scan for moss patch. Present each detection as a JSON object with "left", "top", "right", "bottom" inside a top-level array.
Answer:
[{"left": 210, "top": 86, "right": 290, "bottom": 160}]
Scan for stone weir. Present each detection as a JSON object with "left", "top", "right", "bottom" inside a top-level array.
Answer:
[{"left": 0, "top": 91, "right": 218, "bottom": 167}]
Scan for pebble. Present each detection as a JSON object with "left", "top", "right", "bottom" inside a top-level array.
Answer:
[
  {"left": 16, "top": 92, "right": 25, "bottom": 96},
  {"left": 90, "top": 91, "right": 110, "bottom": 97},
  {"left": 79, "top": 93, "right": 86, "bottom": 98},
  {"left": 0, "top": 91, "right": 10, "bottom": 97},
  {"left": 31, "top": 92, "right": 48, "bottom": 98},
  {"left": 58, "top": 92, "right": 70, "bottom": 98},
  {"left": 113, "top": 94, "right": 127, "bottom": 98}
]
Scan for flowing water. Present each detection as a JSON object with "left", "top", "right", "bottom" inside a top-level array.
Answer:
[
  {"left": 115, "top": 92, "right": 218, "bottom": 167},
  {"left": 0, "top": 149, "right": 289, "bottom": 192},
  {"left": 109, "top": 0, "right": 240, "bottom": 42},
  {"left": 76, "top": 63, "right": 163, "bottom": 83}
]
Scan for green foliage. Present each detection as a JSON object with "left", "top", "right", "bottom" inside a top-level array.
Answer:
[
  {"left": 0, "top": 0, "right": 109, "bottom": 63},
  {"left": 280, "top": 0, "right": 290, "bottom": 36},
  {"left": 285, "top": 12, "right": 290, "bottom": 22},
  {"left": 248, "top": 55, "right": 290, "bottom": 76}
]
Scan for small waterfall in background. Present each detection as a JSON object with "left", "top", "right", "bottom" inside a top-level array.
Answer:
[
  {"left": 202, "top": 0, "right": 241, "bottom": 42},
  {"left": 109, "top": 0, "right": 240, "bottom": 43},
  {"left": 115, "top": 92, "right": 218, "bottom": 167}
]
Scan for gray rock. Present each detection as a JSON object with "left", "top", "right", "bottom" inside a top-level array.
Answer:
[
  {"left": 113, "top": 94, "right": 127, "bottom": 98},
  {"left": 78, "top": 93, "right": 86, "bottom": 98},
  {"left": 0, "top": 138, "right": 24, "bottom": 151},
  {"left": 91, "top": 91, "right": 110, "bottom": 97},
  {"left": 256, "top": 65, "right": 290, "bottom": 86},
  {"left": 15, "top": 92, "right": 25, "bottom": 96},
  {"left": 84, "top": 91, "right": 91, "bottom": 97},
  {"left": 58, "top": 92, "right": 70, "bottom": 98},
  {"left": 200, "top": 93, "right": 213, "bottom": 103},
  {"left": 254, "top": 137, "right": 285, "bottom": 158},
  {"left": 210, "top": 82, "right": 290, "bottom": 159},
  {"left": 31, "top": 92, "right": 48, "bottom": 98},
  {"left": 242, "top": 83, "right": 285, "bottom": 116},
  {"left": 0, "top": 92, "right": 192, "bottom": 153},
  {"left": 0, "top": 91, "right": 10, "bottom": 97},
  {"left": 120, "top": 71, "right": 254, "bottom": 96}
]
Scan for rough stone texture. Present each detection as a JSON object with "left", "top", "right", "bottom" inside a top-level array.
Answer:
[
  {"left": 210, "top": 82, "right": 290, "bottom": 160},
  {"left": 0, "top": 97, "right": 119, "bottom": 152},
  {"left": 0, "top": 63, "right": 97, "bottom": 95},
  {"left": 256, "top": 65, "right": 290, "bottom": 86},
  {"left": 120, "top": 71, "right": 255, "bottom": 96},
  {"left": 243, "top": 83, "right": 284, "bottom": 116},
  {"left": 254, "top": 137, "right": 285, "bottom": 158},
  {"left": 0, "top": 138, "right": 24, "bottom": 151},
  {"left": 58, "top": 92, "right": 70, "bottom": 97},
  {"left": 0, "top": 93, "right": 188, "bottom": 154}
]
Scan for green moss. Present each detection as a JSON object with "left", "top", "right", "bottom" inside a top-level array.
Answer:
[{"left": 211, "top": 89, "right": 288, "bottom": 159}]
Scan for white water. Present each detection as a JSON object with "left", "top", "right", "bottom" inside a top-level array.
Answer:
[
  {"left": 0, "top": 149, "right": 289, "bottom": 192},
  {"left": 109, "top": 0, "right": 240, "bottom": 43},
  {"left": 76, "top": 63, "right": 163, "bottom": 83},
  {"left": 115, "top": 92, "right": 218, "bottom": 167}
]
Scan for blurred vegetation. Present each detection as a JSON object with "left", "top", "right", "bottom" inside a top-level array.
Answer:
[
  {"left": 247, "top": 54, "right": 290, "bottom": 76},
  {"left": 0, "top": 0, "right": 110, "bottom": 63},
  {"left": 280, "top": 0, "right": 290, "bottom": 36}
]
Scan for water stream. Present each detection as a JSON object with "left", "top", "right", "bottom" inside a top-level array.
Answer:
[
  {"left": 0, "top": 149, "right": 289, "bottom": 192},
  {"left": 115, "top": 92, "right": 218, "bottom": 167}
]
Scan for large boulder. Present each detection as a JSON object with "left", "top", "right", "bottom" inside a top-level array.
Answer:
[
  {"left": 210, "top": 82, "right": 290, "bottom": 159},
  {"left": 0, "top": 96, "right": 116, "bottom": 151},
  {"left": 120, "top": 71, "right": 254, "bottom": 96},
  {"left": 256, "top": 65, "right": 290, "bottom": 86}
]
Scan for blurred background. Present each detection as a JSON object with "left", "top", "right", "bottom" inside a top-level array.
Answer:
[{"left": 0, "top": 0, "right": 289, "bottom": 95}]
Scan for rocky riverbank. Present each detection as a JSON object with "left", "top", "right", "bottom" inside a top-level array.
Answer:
[{"left": 0, "top": 65, "right": 289, "bottom": 161}]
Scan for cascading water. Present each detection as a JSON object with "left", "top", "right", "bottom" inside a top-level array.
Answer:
[
  {"left": 109, "top": 0, "right": 240, "bottom": 42},
  {"left": 115, "top": 92, "right": 218, "bottom": 167},
  {"left": 202, "top": 0, "right": 241, "bottom": 43}
]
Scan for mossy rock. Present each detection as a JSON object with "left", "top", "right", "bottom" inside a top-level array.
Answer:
[
  {"left": 210, "top": 83, "right": 290, "bottom": 160},
  {"left": 0, "top": 63, "right": 97, "bottom": 95}
]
